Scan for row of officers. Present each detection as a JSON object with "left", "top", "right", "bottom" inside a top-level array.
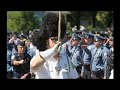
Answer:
[
  {"left": 7, "top": 30, "right": 113, "bottom": 79},
  {"left": 62, "top": 31, "right": 113, "bottom": 79}
]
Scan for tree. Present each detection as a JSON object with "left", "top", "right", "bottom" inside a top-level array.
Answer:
[
  {"left": 67, "top": 11, "right": 81, "bottom": 29},
  {"left": 96, "top": 11, "right": 113, "bottom": 28},
  {"left": 7, "top": 11, "right": 40, "bottom": 33}
]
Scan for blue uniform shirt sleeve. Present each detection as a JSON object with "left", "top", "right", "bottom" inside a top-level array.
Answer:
[{"left": 83, "top": 48, "right": 92, "bottom": 64}]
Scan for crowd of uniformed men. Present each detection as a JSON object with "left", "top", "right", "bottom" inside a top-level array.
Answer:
[{"left": 7, "top": 25, "right": 114, "bottom": 79}]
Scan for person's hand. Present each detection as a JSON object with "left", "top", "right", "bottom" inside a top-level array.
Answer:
[
  {"left": 40, "top": 41, "right": 62, "bottom": 61},
  {"left": 105, "top": 38, "right": 110, "bottom": 44},
  {"left": 20, "top": 74, "right": 28, "bottom": 79},
  {"left": 20, "top": 73, "right": 30, "bottom": 79},
  {"left": 9, "top": 38, "right": 15, "bottom": 43},
  {"left": 103, "top": 76, "right": 106, "bottom": 79},
  {"left": 19, "top": 60, "right": 24, "bottom": 64},
  {"left": 81, "top": 37, "right": 85, "bottom": 43},
  {"left": 81, "top": 45, "right": 87, "bottom": 49},
  {"left": 54, "top": 41, "right": 62, "bottom": 52},
  {"left": 69, "top": 36, "right": 74, "bottom": 42}
]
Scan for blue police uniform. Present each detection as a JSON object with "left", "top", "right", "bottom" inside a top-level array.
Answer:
[
  {"left": 85, "top": 33, "right": 96, "bottom": 51},
  {"left": 61, "top": 40, "right": 73, "bottom": 55},
  {"left": 105, "top": 46, "right": 113, "bottom": 79},
  {"left": 11, "top": 41, "right": 31, "bottom": 79},
  {"left": 71, "top": 46, "right": 83, "bottom": 67},
  {"left": 66, "top": 34, "right": 83, "bottom": 76},
  {"left": 11, "top": 52, "right": 31, "bottom": 79},
  {"left": 91, "top": 35, "right": 110, "bottom": 79},
  {"left": 7, "top": 50, "right": 13, "bottom": 72},
  {"left": 79, "top": 33, "right": 94, "bottom": 79},
  {"left": 67, "top": 34, "right": 83, "bottom": 65},
  {"left": 81, "top": 47, "right": 92, "bottom": 79}
]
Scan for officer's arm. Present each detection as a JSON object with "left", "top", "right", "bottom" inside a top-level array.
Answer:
[
  {"left": 83, "top": 47, "right": 91, "bottom": 56},
  {"left": 66, "top": 46, "right": 71, "bottom": 57},
  {"left": 12, "top": 60, "right": 24, "bottom": 65},
  {"left": 84, "top": 51, "right": 92, "bottom": 63},
  {"left": 82, "top": 46, "right": 92, "bottom": 65},
  {"left": 30, "top": 42, "right": 62, "bottom": 72},
  {"left": 11, "top": 55, "right": 24, "bottom": 65},
  {"left": 66, "top": 41, "right": 73, "bottom": 57},
  {"left": 30, "top": 54, "right": 45, "bottom": 72}
]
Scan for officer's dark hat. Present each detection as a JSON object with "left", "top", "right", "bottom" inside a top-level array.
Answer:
[
  {"left": 94, "top": 34, "right": 106, "bottom": 41},
  {"left": 85, "top": 33, "right": 94, "bottom": 38},
  {"left": 17, "top": 40, "right": 25, "bottom": 46},
  {"left": 73, "top": 33, "right": 82, "bottom": 40}
]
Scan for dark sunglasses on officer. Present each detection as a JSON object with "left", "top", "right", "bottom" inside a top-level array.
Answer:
[{"left": 50, "top": 37, "right": 58, "bottom": 42}]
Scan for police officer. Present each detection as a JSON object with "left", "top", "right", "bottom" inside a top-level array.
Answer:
[
  {"left": 84, "top": 32, "right": 96, "bottom": 51},
  {"left": 11, "top": 41, "right": 31, "bottom": 79},
  {"left": 66, "top": 33, "right": 88, "bottom": 79},
  {"left": 91, "top": 35, "right": 110, "bottom": 79},
  {"left": 80, "top": 32, "right": 95, "bottom": 79}
]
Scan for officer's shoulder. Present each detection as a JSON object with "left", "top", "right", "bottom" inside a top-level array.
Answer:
[
  {"left": 101, "top": 46, "right": 110, "bottom": 55},
  {"left": 102, "top": 46, "right": 110, "bottom": 52},
  {"left": 26, "top": 53, "right": 32, "bottom": 58},
  {"left": 90, "top": 45, "right": 96, "bottom": 50},
  {"left": 12, "top": 52, "right": 18, "bottom": 56}
]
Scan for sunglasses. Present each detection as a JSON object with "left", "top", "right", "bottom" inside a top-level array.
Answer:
[{"left": 50, "top": 37, "right": 58, "bottom": 42}]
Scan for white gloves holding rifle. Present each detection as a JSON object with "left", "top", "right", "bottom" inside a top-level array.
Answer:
[{"left": 40, "top": 42, "right": 62, "bottom": 61}]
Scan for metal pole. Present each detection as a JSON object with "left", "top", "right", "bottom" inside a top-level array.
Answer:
[{"left": 58, "top": 11, "right": 62, "bottom": 42}]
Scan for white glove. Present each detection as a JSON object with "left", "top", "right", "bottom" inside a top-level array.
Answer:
[{"left": 40, "top": 42, "right": 62, "bottom": 61}]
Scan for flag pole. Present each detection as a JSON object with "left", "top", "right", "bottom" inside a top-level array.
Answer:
[{"left": 58, "top": 11, "right": 62, "bottom": 42}]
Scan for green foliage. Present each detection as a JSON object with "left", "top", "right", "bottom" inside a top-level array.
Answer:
[
  {"left": 67, "top": 11, "right": 80, "bottom": 28},
  {"left": 86, "top": 25, "right": 103, "bottom": 32},
  {"left": 67, "top": 11, "right": 113, "bottom": 29},
  {"left": 7, "top": 11, "right": 40, "bottom": 33},
  {"left": 66, "top": 22, "right": 72, "bottom": 34},
  {"left": 96, "top": 11, "right": 112, "bottom": 28}
]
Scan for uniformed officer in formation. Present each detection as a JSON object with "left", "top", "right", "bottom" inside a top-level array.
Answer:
[
  {"left": 66, "top": 33, "right": 83, "bottom": 78},
  {"left": 80, "top": 32, "right": 95, "bottom": 79},
  {"left": 65, "top": 32, "right": 92, "bottom": 79},
  {"left": 91, "top": 34, "right": 110, "bottom": 79}
]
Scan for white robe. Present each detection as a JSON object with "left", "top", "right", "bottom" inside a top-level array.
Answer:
[{"left": 30, "top": 52, "right": 79, "bottom": 79}]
